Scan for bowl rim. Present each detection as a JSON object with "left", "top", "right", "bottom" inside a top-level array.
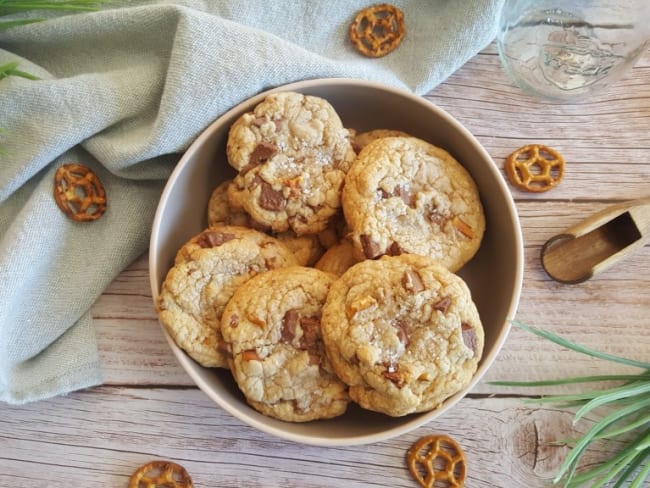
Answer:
[{"left": 149, "top": 77, "right": 524, "bottom": 446}]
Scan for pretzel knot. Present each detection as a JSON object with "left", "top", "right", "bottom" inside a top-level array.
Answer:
[
  {"left": 349, "top": 4, "right": 405, "bottom": 58},
  {"left": 407, "top": 434, "right": 467, "bottom": 488},
  {"left": 504, "top": 144, "right": 565, "bottom": 193},
  {"left": 128, "top": 460, "right": 193, "bottom": 488},
  {"left": 53, "top": 163, "right": 107, "bottom": 222}
]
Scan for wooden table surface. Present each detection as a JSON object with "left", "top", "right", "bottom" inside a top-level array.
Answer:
[{"left": 2, "top": 43, "right": 649, "bottom": 488}]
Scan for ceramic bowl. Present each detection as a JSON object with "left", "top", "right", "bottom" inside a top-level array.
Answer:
[{"left": 149, "top": 78, "right": 524, "bottom": 446}]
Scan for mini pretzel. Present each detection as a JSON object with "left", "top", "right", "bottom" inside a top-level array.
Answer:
[
  {"left": 349, "top": 4, "right": 405, "bottom": 58},
  {"left": 53, "top": 163, "right": 107, "bottom": 221},
  {"left": 407, "top": 434, "right": 467, "bottom": 488},
  {"left": 128, "top": 460, "right": 193, "bottom": 488},
  {"left": 504, "top": 144, "right": 565, "bottom": 193}
]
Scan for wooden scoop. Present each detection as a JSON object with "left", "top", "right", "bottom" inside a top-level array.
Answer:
[{"left": 541, "top": 197, "right": 650, "bottom": 284}]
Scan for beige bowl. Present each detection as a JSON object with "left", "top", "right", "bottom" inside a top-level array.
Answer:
[{"left": 149, "top": 78, "right": 523, "bottom": 446}]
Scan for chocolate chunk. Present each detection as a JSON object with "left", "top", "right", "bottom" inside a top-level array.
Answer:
[
  {"left": 461, "top": 323, "right": 478, "bottom": 356},
  {"left": 360, "top": 234, "right": 382, "bottom": 259},
  {"left": 197, "top": 230, "right": 236, "bottom": 248},
  {"left": 433, "top": 297, "right": 452, "bottom": 314},
  {"left": 393, "top": 185, "right": 413, "bottom": 207},
  {"left": 299, "top": 316, "right": 321, "bottom": 350},
  {"left": 249, "top": 141, "right": 278, "bottom": 166},
  {"left": 387, "top": 241, "right": 403, "bottom": 256},
  {"left": 258, "top": 181, "right": 286, "bottom": 211},
  {"left": 402, "top": 269, "right": 424, "bottom": 293},
  {"left": 378, "top": 185, "right": 412, "bottom": 207},
  {"left": 217, "top": 340, "right": 233, "bottom": 356},
  {"left": 281, "top": 309, "right": 298, "bottom": 343},
  {"left": 239, "top": 142, "right": 278, "bottom": 176}
]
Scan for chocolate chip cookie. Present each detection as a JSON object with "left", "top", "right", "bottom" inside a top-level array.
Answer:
[
  {"left": 208, "top": 179, "right": 323, "bottom": 266},
  {"left": 226, "top": 91, "right": 356, "bottom": 236},
  {"left": 351, "top": 128, "right": 411, "bottom": 153},
  {"left": 221, "top": 266, "right": 349, "bottom": 422},
  {"left": 342, "top": 136, "right": 485, "bottom": 272},
  {"left": 314, "top": 238, "right": 359, "bottom": 276},
  {"left": 321, "top": 254, "right": 484, "bottom": 417},
  {"left": 156, "top": 225, "right": 299, "bottom": 368},
  {"left": 207, "top": 179, "right": 256, "bottom": 229}
]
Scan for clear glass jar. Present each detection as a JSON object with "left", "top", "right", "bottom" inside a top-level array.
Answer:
[{"left": 497, "top": 0, "right": 650, "bottom": 101}]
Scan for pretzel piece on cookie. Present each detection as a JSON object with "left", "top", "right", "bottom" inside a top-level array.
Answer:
[{"left": 349, "top": 4, "right": 405, "bottom": 58}]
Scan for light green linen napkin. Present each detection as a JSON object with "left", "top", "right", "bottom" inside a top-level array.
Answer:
[{"left": 0, "top": 0, "right": 503, "bottom": 404}]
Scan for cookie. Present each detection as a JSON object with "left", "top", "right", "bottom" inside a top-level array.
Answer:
[
  {"left": 207, "top": 179, "right": 256, "bottom": 228},
  {"left": 342, "top": 137, "right": 485, "bottom": 272},
  {"left": 275, "top": 231, "right": 324, "bottom": 267},
  {"left": 226, "top": 91, "right": 356, "bottom": 235},
  {"left": 156, "top": 225, "right": 299, "bottom": 368},
  {"left": 351, "top": 128, "right": 411, "bottom": 153},
  {"left": 221, "top": 266, "right": 349, "bottom": 422},
  {"left": 316, "top": 210, "right": 349, "bottom": 249},
  {"left": 208, "top": 179, "right": 324, "bottom": 266},
  {"left": 321, "top": 254, "right": 484, "bottom": 417},
  {"left": 314, "top": 238, "right": 359, "bottom": 276}
]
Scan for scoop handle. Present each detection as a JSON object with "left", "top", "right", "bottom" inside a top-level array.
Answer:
[{"left": 541, "top": 197, "right": 650, "bottom": 284}]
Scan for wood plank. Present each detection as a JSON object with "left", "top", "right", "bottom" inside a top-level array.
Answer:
[{"left": 0, "top": 387, "right": 625, "bottom": 488}]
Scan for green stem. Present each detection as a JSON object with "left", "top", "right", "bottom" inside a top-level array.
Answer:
[
  {"left": 531, "top": 385, "right": 648, "bottom": 406},
  {"left": 554, "top": 396, "right": 650, "bottom": 484},
  {"left": 595, "top": 413, "right": 650, "bottom": 440},
  {"left": 628, "top": 455, "right": 650, "bottom": 488},
  {"left": 0, "top": 0, "right": 102, "bottom": 11},
  {"left": 590, "top": 450, "right": 644, "bottom": 487},
  {"left": 567, "top": 442, "right": 640, "bottom": 486},
  {"left": 490, "top": 372, "right": 650, "bottom": 387},
  {"left": 0, "top": 61, "right": 39, "bottom": 80},
  {"left": 574, "top": 383, "right": 650, "bottom": 423}
]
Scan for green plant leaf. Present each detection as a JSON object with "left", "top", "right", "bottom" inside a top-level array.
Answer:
[
  {"left": 573, "top": 383, "right": 650, "bottom": 423},
  {"left": 554, "top": 396, "right": 650, "bottom": 484},
  {"left": 0, "top": 60, "right": 39, "bottom": 80},
  {"left": 0, "top": 17, "right": 44, "bottom": 28},
  {"left": 490, "top": 372, "right": 650, "bottom": 388}
]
